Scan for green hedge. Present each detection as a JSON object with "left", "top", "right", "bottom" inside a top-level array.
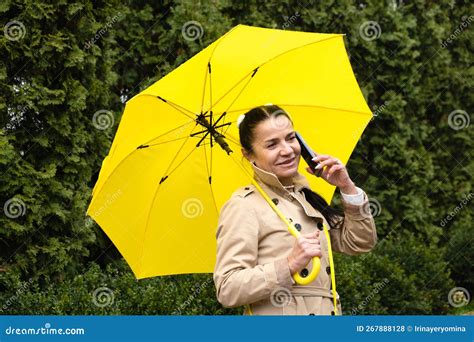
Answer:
[{"left": 1, "top": 0, "right": 471, "bottom": 314}]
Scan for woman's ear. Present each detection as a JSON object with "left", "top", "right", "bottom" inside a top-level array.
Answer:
[{"left": 241, "top": 148, "right": 253, "bottom": 163}]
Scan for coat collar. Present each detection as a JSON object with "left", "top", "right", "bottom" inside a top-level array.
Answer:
[
  {"left": 250, "top": 162, "right": 324, "bottom": 220},
  {"left": 251, "top": 162, "right": 311, "bottom": 194}
]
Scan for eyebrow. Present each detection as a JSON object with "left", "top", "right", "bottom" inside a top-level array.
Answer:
[{"left": 263, "top": 131, "right": 295, "bottom": 144}]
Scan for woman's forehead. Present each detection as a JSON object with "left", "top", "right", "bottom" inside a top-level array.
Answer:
[{"left": 253, "top": 116, "right": 294, "bottom": 142}]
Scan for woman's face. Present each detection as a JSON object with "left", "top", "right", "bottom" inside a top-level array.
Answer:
[{"left": 244, "top": 115, "right": 301, "bottom": 185}]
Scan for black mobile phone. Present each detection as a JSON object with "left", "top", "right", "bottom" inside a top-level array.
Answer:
[{"left": 295, "top": 131, "right": 322, "bottom": 177}]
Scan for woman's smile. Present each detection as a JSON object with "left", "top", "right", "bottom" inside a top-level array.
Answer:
[{"left": 277, "top": 157, "right": 297, "bottom": 167}]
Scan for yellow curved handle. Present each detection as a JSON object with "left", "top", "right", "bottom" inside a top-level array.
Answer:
[
  {"left": 247, "top": 177, "right": 321, "bottom": 285},
  {"left": 231, "top": 156, "right": 322, "bottom": 286},
  {"left": 292, "top": 255, "right": 320, "bottom": 285},
  {"left": 286, "top": 223, "right": 321, "bottom": 285}
]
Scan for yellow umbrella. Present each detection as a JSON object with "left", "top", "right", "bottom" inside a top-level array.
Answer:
[{"left": 87, "top": 24, "right": 372, "bottom": 287}]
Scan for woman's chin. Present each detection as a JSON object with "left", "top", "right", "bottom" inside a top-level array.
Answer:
[{"left": 276, "top": 165, "right": 299, "bottom": 179}]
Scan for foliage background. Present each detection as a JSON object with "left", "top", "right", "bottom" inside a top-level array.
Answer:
[{"left": 0, "top": 0, "right": 472, "bottom": 315}]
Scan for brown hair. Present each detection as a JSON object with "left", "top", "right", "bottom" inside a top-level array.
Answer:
[{"left": 238, "top": 104, "right": 292, "bottom": 153}]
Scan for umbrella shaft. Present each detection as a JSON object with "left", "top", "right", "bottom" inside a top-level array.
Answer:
[{"left": 196, "top": 114, "right": 233, "bottom": 155}]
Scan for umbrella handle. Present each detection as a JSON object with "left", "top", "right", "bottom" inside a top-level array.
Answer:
[
  {"left": 247, "top": 176, "right": 322, "bottom": 285},
  {"left": 292, "top": 256, "right": 321, "bottom": 285},
  {"left": 285, "top": 217, "right": 321, "bottom": 285}
]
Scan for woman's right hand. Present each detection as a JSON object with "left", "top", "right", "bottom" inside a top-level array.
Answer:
[{"left": 287, "top": 230, "right": 322, "bottom": 274}]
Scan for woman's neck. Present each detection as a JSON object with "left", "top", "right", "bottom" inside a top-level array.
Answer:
[{"left": 279, "top": 177, "right": 294, "bottom": 187}]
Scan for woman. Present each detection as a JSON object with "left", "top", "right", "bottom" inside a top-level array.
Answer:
[{"left": 213, "top": 104, "right": 377, "bottom": 315}]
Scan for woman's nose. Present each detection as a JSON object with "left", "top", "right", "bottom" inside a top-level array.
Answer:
[{"left": 280, "top": 142, "right": 294, "bottom": 155}]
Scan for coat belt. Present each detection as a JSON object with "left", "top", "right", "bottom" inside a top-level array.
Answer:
[{"left": 291, "top": 286, "right": 340, "bottom": 299}]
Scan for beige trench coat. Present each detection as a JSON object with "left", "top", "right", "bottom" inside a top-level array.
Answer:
[{"left": 213, "top": 163, "right": 377, "bottom": 315}]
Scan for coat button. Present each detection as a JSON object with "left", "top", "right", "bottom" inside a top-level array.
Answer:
[
  {"left": 331, "top": 311, "right": 335, "bottom": 315},
  {"left": 316, "top": 222, "right": 323, "bottom": 230},
  {"left": 326, "top": 266, "right": 331, "bottom": 275},
  {"left": 300, "top": 268, "right": 309, "bottom": 277},
  {"left": 294, "top": 223, "right": 302, "bottom": 232},
  {"left": 272, "top": 198, "right": 279, "bottom": 205}
]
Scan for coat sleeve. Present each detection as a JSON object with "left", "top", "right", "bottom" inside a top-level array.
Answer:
[
  {"left": 329, "top": 189, "right": 377, "bottom": 255},
  {"left": 213, "top": 196, "right": 293, "bottom": 308}
]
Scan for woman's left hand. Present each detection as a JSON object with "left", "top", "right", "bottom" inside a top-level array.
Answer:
[{"left": 305, "top": 154, "right": 357, "bottom": 194}]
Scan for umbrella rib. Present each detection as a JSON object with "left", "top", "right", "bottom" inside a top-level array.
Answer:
[
  {"left": 224, "top": 104, "right": 371, "bottom": 117},
  {"left": 137, "top": 94, "right": 195, "bottom": 121},
  {"left": 203, "top": 142, "right": 219, "bottom": 216},
  {"left": 164, "top": 144, "right": 199, "bottom": 179},
  {"left": 138, "top": 121, "right": 195, "bottom": 148},
  {"left": 219, "top": 73, "right": 256, "bottom": 124},
  {"left": 144, "top": 136, "right": 190, "bottom": 148},
  {"left": 209, "top": 131, "right": 213, "bottom": 184},
  {"left": 200, "top": 62, "right": 209, "bottom": 115},
  {"left": 92, "top": 120, "right": 197, "bottom": 199},
  {"left": 210, "top": 139, "right": 213, "bottom": 182},
  {"left": 202, "top": 68, "right": 257, "bottom": 124},
  {"left": 200, "top": 23, "right": 242, "bottom": 116},
  {"left": 222, "top": 124, "right": 241, "bottom": 148},
  {"left": 157, "top": 96, "right": 197, "bottom": 121},
  {"left": 204, "top": 35, "right": 343, "bottom": 114},
  {"left": 203, "top": 137, "right": 211, "bottom": 183},
  {"left": 137, "top": 124, "right": 201, "bottom": 275},
  {"left": 191, "top": 68, "right": 258, "bottom": 143},
  {"left": 138, "top": 94, "right": 197, "bottom": 121},
  {"left": 159, "top": 123, "right": 199, "bottom": 182},
  {"left": 212, "top": 115, "right": 241, "bottom": 148},
  {"left": 209, "top": 63, "right": 214, "bottom": 148}
]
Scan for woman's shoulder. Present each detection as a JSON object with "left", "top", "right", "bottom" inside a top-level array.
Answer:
[
  {"left": 219, "top": 184, "right": 258, "bottom": 214},
  {"left": 230, "top": 184, "right": 256, "bottom": 199}
]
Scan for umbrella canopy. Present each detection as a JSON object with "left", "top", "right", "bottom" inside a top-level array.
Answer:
[{"left": 87, "top": 24, "right": 372, "bottom": 280}]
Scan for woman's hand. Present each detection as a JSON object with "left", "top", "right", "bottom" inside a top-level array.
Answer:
[
  {"left": 305, "top": 154, "right": 357, "bottom": 194},
  {"left": 287, "top": 231, "right": 322, "bottom": 274}
]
